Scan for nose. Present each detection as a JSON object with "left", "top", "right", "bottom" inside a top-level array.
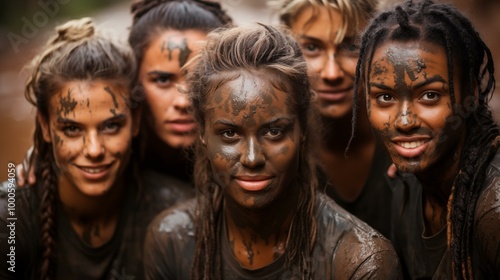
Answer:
[
  {"left": 395, "top": 101, "right": 420, "bottom": 132},
  {"left": 240, "top": 137, "right": 265, "bottom": 169},
  {"left": 173, "top": 82, "right": 191, "bottom": 111},
  {"left": 320, "top": 53, "right": 344, "bottom": 81},
  {"left": 83, "top": 131, "right": 105, "bottom": 159}
]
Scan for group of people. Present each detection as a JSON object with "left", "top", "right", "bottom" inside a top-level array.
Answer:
[{"left": 1, "top": 0, "right": 498, "bottom": 279}]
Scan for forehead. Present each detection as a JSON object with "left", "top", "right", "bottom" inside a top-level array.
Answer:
[
  {"left": 370, "top": 40, "right": 449, "bottom": 82},
  {"left": 205, "top": 72, "right": 294, "bottom": 122},
  {"left": 141, "top": 29, "right": 207, "bottom": 67},
  {"left": 290, "top": 5, "right": 363, "bottom": 43},
  {"left": 50, "top": 80, "right": 130, "bottom": 117}
]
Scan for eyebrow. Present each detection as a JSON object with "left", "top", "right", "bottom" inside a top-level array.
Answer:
[
  {"left": 147, "top": 70, "right": 173, "bottom": 76},
  {"left": 213, "top": 117, "right": 294, "bottom": 127},
  {"left": 296, "top": 34, "right": 323, "bottom": 44},
  {"left": 369, "top": 75, "right": 448, "bottom": 91},
  {"left": 57, "top": 114, "right": 127, "bottom": 125}
]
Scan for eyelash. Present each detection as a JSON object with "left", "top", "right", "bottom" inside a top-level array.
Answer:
[
  {"left": 61, "top": 122, "right": 122, "bottom": 137},
  {"left": 150, "top": 74, "right": 173, "bottom": 87}
]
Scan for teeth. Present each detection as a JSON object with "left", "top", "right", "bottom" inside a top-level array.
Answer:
[
  {"left": 398, "top": 141, "right": 425, "bottom": 149},
  {"left": 81, "top": 167, "right": 106, "bottom": 173}
]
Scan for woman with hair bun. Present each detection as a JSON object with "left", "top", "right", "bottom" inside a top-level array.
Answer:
[{"left": 0, "top": 17, "right": 191, "bottom": 280}]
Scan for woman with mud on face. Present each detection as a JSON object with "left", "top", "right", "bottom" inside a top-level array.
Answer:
[
  {"left": 273, "top": 0, "right": 394, "bottom": 238},
  {"left": 144, "top": 23, "right": 401, "bottom": 280},
  {"left": 354, "top": 0, "right": 500, "bottom": 278},
  {"left": 0, "top": 18, "right": 192, "bottom": 280},
  {"left": 128, "top": 0, "right": 232, "bottom": 184}
]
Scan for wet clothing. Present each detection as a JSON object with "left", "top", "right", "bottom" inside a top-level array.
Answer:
[
  {"left": 144, "top": 192, "right": 402, "bottom": 279},
  {"left": 388, "top": 150, "right": 500, "bottom": 279},
  {"left": 320, "top": 142, "right": 393, "bottom": 238},
  {"left": 0, "top": 169, "right": 193, "bottom": 280}
]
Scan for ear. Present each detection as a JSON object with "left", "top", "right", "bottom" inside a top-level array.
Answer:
[
  {"left": 37, "top": 112, "right": 52, "bottom": 143},
  {"left": 132, "top": 107, "right": 142, "bottom": 137}
]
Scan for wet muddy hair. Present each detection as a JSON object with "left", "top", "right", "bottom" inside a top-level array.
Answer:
[
  {"left": 24, "top": 17, "right": 136, "bottom": 280},
  {"left": 352, "top": 0, "right": 499, "bottom": 278},
  {"left": 274, "top": 0, "right": 379, "bottom": 43},
  {"left": 187, "top": 23, "right": 318, "bottom": 279},
  {"left": 128, "top": 0, "right": 232, "bottom": 67}
]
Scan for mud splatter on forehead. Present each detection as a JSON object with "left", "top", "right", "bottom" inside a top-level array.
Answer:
[
  {"left": 230, "top": 74, "right": 248, "bottom": 116},
  {"left": 384, "top": 46, "right": 426, "bottom": 93},
  {"left": 58, "top": 88, "right": 78, "bottom": 117},
  {"left": 162, "top": 37, "right": 192, "bottom": 68},
  {"left": 104, "top": 86, "right": 119, "bottom": 109}
]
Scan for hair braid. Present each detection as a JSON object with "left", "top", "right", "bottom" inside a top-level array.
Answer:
[{"left": 35, "top": 125, "right": 58, "bottom": 280}]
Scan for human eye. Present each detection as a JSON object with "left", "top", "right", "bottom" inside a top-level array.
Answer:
[
  {"left": 264, "top": 128, "right": 284, "bottom": 140},
  {"left": 300, "top": 42, "right": 321, "bottom": 56},
  {"left": 419, "top": 91, "right": 441, "bottom": 104},
  {"left": 101, "top": 122, "right": 122, "bottom": 134},
  {"left": 149, "top": 73, "right": 173, "bottom": 88},
  {"left": 375, "top": 94, "right": 396, "bottom": 105},
  {"left": 62, "top": 125, "right": 81, "bottom": 137},
  {"left": 220, "top": 129, "right": 240, "bottom": 141},
  {"left": 338, "top": 41, "right": 360, "bottom": 57}
]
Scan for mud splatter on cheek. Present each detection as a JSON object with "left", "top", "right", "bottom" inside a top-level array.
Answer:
[{"left": 278, "top": 145, "right": 289, "bottom": 156}]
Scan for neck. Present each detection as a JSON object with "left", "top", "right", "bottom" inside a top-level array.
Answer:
[
  {"left": 223, "top": 185, "right": 300, "bottom": 268},
  {"left": 58, "top": 177, "right": 125, "bottom": 222},
  {"left": 322, "top": 108, "right": 374, "bottom": 153},
  {"left": 144, "top": 128, "right": 191, "bottom": 169},
  {"left": 417, "top": 137, "right": 464, "bottom": 235}
]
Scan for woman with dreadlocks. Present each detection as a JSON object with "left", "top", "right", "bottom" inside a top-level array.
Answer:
[
  {"left": 128, "top": 0, "right": 232, "bottom": 184},
  {"left": 273, "top": 0, "right": 394, "bottom": 238},
  {"left": 0, "top": 17, "right": 191, "bottom": 279},
  {"left": 144, "top": 23, "right": 401, "bottom": 280},
  {"left": 353, "top": 0, "right": 500, "bottom": 278}
]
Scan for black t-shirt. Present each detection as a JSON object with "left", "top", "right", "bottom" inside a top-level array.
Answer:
[
  {"left": 388, "top": 150, "right": 500, "bottom": 279},
  {"left": 144, "top": 192, "right": 402, "bottom": 279},
  {"left": 320, "top": 142, "right": 393, "bottom": 238},
  {"left": 0, "top": 168, "right": 193, "bottom": 280}
]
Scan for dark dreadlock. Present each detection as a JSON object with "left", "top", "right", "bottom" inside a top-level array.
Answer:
[
  {"left": 352, "top": 0, "right": 499, "bottom": 279},
  {"left": 24, "top": 18, "right": 137, "bottom": 280},
  {"left": 187, "top": 23, "right": 319, "bottom": 279}
]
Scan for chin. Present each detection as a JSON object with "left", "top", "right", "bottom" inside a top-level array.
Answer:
[
  {"left": 77, "top": 182, "right": 115, "bottom": 197},
  {"left": 164, "top": 134, "right": 196, "bottom": 149}
]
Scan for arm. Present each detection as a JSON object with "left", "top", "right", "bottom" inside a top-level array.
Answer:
[
  {"left": 144, "top": 205, "right": 195, "bottom": 280},
  {"left": 350, "top": 248, "right": 402, "bottom": 280}
]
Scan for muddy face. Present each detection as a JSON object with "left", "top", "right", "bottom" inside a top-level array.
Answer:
[
  {"left": 290, "top": 6, "right": 361, "bottom": 119},
  {"left": 39, "top": 80, "right": 139, "bottom": 196},
  {"left": 139, "top": 29, "right": 207, "bottom": 148},
  {"left": 202, "top": 71, "right": 301, "bottom": 209},
  {"left": 366, "top": 40, "right": 465, "bottom": 174}
]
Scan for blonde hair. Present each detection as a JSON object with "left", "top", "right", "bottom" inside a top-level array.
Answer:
[{"left": 272, "top": 0, "right": 379, "bottom": 43}]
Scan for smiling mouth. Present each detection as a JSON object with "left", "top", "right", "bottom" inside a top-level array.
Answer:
[
  {"left": 396, "top": 140, "right": 427, "bottom": 149},
  {"left": 76, "top": 163, "right": 113, "bottom": 178}
]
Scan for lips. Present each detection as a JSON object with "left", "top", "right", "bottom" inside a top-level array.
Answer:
[
  {"left": 391, "top": 136, "right": 431, "bottom": 158},
  {"left": 316, "top": 88, "right": 352, "bottom": 102},
  {"left": 166, "top": 119, "right": 197, "bottom": 133},
  {"left": 76, "top": 163, "right": 113, "bottom": 180},
  {"left": 234, "top": 175, "right": 274, "bottom": 192}
]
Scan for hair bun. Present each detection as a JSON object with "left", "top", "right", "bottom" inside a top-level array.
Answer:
[{"left": 54, "top": 17, "right": 95, "bottom": 43}]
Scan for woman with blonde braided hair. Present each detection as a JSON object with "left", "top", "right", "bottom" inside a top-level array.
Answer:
[
  {"left": 0, "top": 17, "right": 191, "bottom": 280},
  {"left": 353, "top": 0, "right": 500, "bottom": 278}
]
